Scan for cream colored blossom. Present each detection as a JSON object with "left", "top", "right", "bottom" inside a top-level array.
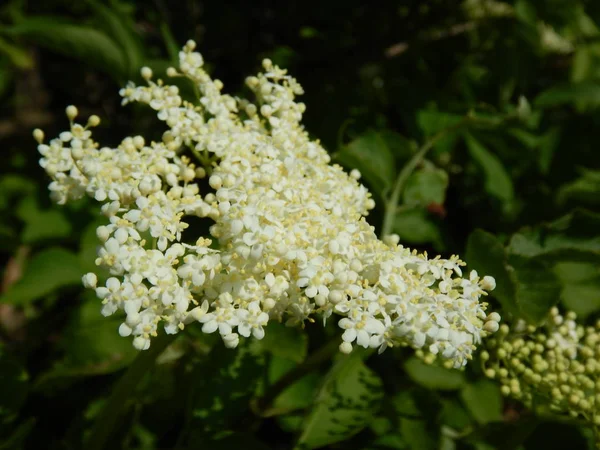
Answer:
[{"left": 36, "top": 40, "right": 499, "bottom": 368}]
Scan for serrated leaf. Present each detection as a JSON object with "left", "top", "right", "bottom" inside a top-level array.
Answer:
[
  {"left": 460, "top": 380, "right": 503, "bottom": 425},
  {"left": 335, "top": 130, "right": 395, "bottom": 199},
  {"left": 297, "top": 352, "right": 383, "bottom": 449},
  {"left": 5, "top": 17, "right": 127, "bottom": 79},
  {"left": 464, "top": 133, "right": 514, "bottom": 203},
  {"left": 402, "top": 166, "right": 449, "bottom": 206},
  {"left": 466, "top": 230, "right": 518, "bottom": 315},
  {"left": 403, "top": 357, "right": 465, "bottom": 391},
  {"left": 0, "top": 248, "right": 83, "bottom": 305},
  {"left": 260, "top": 322, "right": 308, "bottom": 363}
]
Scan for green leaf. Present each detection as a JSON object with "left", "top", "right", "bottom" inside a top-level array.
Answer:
[
  {"left": 260, "top": 322, "right": 308, "bottom": 363},
  {"left": 0, "top": 418, "right": 36, "bottom": 450},
  {"left": 466, "top": 230, "right": 518, "bottom": 315},
  {"left": 378, "top": 130, "right": 416, "bottom": 161},
  {"left": 508, "top": 210, "right": 600, "bottom": 257},
  {"left": 393, "top": 208, "right": 443, "bottom": 249},
  {"left": 509, "top": 254, "right": 561, "bottom": 324},
  {"left": 265, "top": 356, "right": 320, "bottom": 433},
  {"left": 558, "top": 169, "right": 600, "bottom": 207},
  {"left": 460, "top": 380, "right": 503, "bottom": 425},
  {"left": 61, "top": 294, "right": 137, "bottom": 367},
  {"left": 403, "top": 357, "right": 465, "bottom": 391},
  {"left": 535, "top": 81, "right": 600, "bottom": 109},
  {"left": 21, "top": 209, "right": 71, "bottom": 244},
  {"left": 297, "top": 352, "right": 383, "bottom": 449},
  {"left": 464, "top": 133, "right": 514, "bottom": 203},
  {"left": 553, "top": 260, "right": 600, "bottom": 318},
  {"left": 399, "top": 417, "right": 439, "bottom": 450},
  {"left": 190, "top": 341, "right": 266, "bottom": 435},
  {"left": 159, "top": 22, "right": 180, "bottom": 63},
  {"left": 87, "top": 0, "right": 144, "bottom": 76},
  {"left": 0, "top": 248, "right": 82, "bottom": 305},
  {"left": 5, "top": 17, "right": 127, "bottom": 79},
  {"left": 440, "top": 398, "right": 472, "bottom": 431},
  {"left": 417, "top": 110, "right": 463, "bottom": 154},
  {"left": 335, "top": 130, "right": 396, "bottom": 199},
  {"left": 0, "top": 36, "right": 33, "bottom": 69},
  {"left": 402, "top": 165, "right": 449, "bottom": 206}
]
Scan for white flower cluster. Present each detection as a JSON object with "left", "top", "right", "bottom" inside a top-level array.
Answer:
[
  {"left": 36, "top": 40, "right": 499, "bottom": 367},
  {"left": 483, "top": 308, "right": 600, "bottom": 425}
]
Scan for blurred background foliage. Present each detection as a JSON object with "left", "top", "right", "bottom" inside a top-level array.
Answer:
[{"left": 1, "top": 0, "right": 600, "bottom": 449}]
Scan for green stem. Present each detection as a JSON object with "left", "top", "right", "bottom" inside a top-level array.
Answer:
[
  {"left": 85, "top": 332, "right": 177, "bottom": 450},
  {"left": 252, "top": 337, "right": 340, "bottom": 417},
  {"left": 380, "top": 115, "right": 495, "bottom": 238}
]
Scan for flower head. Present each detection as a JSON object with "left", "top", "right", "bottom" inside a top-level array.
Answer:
[{"left": 36, "top": 41, "right": 499, "bottom": 368}]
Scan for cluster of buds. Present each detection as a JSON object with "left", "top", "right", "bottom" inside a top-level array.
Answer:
[
  {"left": 482, "top": 307, "right": 600, "bottom": 427},
  {"left": 35, "top": 40, "right": 500, "bottom": 368}
]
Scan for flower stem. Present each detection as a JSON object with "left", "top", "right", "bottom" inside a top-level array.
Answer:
[
  {"left": 380, "top": 115, "right": 489, "bottom": 238},
  {"left": 85, "top": 332, "right": 177, "bottom": 450}
]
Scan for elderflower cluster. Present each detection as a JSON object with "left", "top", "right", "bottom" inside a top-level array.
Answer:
[
  {"left": 482, "top": 307, "right": 600, "bottom": 426},
  {"left": 35, "top": 40, "right": 499, "bottom": 367}
]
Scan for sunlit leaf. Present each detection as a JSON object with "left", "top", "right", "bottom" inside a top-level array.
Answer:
[{"left": 297, "top": 352, "right": 383, "bottom": 449}]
